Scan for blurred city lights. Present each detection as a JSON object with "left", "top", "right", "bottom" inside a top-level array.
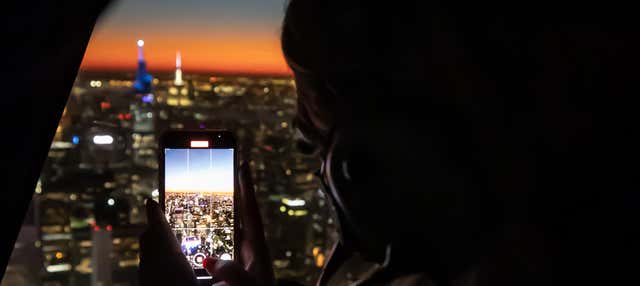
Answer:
[
  {"left": 294, "top": 210, "right": 308, "bottom": 216},
  {"left": 51, "top": 142, "right": 73, "bottom": 149},
  {"left": 46, "top": 264, "right": 71, "bottom": 273},
  {"left": 27, "top": 42, "right": 334, "bottom": 283},
  {"left": 34, "top": 180, "right": 42, "bottom": 194},
  {"left": 93, "top": 135, "right": 114, "bottom": 145},
  {"left": 142, "top": 94, "right": 154, "bottom": 103},
  {"left": 282, "top": 198, "right": 305, "bottom": 207},
  {"left": 315, "top": 254, "right": 325, "bottom": 267},
  {"left": 100, "top": 101, "right": 111, "bottom": 110}
]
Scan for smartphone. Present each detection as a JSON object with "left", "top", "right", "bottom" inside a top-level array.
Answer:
[{"left": 159, "top": 130, "right": 238, "bottom": 281}]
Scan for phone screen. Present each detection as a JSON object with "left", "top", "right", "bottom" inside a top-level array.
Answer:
[{"left": 163, "top": 147, "right": 235, "bottom": 271}]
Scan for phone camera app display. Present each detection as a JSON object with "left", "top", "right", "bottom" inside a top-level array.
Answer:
[{"left": 164, "top": 148, "right": 234, "bottom": 269}]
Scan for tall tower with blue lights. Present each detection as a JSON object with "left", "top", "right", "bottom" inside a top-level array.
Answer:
[
  {"left": 130, "top": 39, "right": 154, "bottom": 136},
  {"left": 133, "top": 40, "right": 153, "bottom": 94}
]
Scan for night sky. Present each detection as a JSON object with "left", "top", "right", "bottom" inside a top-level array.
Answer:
[{"left": 81, "top": 0, "right": 290, "bottom": 75}]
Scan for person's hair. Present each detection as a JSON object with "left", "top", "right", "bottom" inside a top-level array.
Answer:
[
  {"left": 281, "top": 1, "right": 511, "bottom": 279},
  {"left": 281, "top": 1, "right": 616, "bottom": 284}
]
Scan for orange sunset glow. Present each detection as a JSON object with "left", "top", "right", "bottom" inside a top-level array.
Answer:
[
  {"left": 80, "top": 0, "right": 292, "bottom": 76},
  {"left": 81, "top": 32, "right": 291, "bottom": 75}
]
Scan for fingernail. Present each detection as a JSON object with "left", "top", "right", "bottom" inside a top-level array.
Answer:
[{"left": 203, "top": 257, "right": 217, "bottom": 274}]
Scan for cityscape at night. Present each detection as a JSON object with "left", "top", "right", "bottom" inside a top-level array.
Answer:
[
  {"left": 1, "top": 38, "right": 337, "bottom": 285},
  {"left": 1, "top": 0, "right": 624, "bottom": 285}
]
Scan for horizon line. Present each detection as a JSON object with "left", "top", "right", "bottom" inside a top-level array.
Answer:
[
  {"left": 79, "top": 67, "right": 293, "bottom": 77},
  {"left": 166, "top": 190, "right": 233, "bottom": 194}
]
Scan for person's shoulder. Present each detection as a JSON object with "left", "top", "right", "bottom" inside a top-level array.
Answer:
[
  {"left": 368, "top": 270, "right": 478, "bottom": 286},
  {"left": 384, "top": 273, "right": 435, "bottom": 286}
]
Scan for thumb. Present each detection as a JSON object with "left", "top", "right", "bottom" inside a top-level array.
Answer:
[{"left": 145, "top": 199, "right": 165, "bottom": 226}]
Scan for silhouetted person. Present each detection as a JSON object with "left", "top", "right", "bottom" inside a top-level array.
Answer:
[{"left": 140, "top": 1, "right": 633, "bottom": 286}]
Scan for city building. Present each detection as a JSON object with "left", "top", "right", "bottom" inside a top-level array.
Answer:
[
  {"left": 174, "top": 52, "right": 184, "bottom": 87},
  {"left": 133, "top": 40, "right": 153, "bottom": 95},
  {"left": 4, "top": 41, "right": 336, "bottom": 286}
]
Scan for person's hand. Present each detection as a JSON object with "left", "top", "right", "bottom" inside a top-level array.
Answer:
[
  {"left": 139, "top": 198, "right": 199, "bottom": 286},
  {"left": 138, "top": 161, "right": 275, "bottom": 286},
  {"left": 202, "top": 162, "right": 275, "bottom": 286}
]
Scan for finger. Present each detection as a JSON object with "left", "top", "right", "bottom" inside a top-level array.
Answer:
[
  {"left": 237, "top": 162, "right": 275, "bottom": 284},
  {"left": 139, "top": 200, "right": 199, "bottom": 286},
  {"left": 139, "top": 234, "right": 198, "bottom": 286},
  {"left": 238, "top": 161, "right": 265, "bottom": 240},
  {"left": 204, "top": 257, "right": 255, "bottom": 286},
  {"left": 145, "top": 199, "right": 166, "bottom": 228},
  {"left": 142, "top": 199, "right": 181, "bottom": 254}
]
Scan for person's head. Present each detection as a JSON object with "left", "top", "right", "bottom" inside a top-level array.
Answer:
[
  {"left": 282, "top": 0, "right": 587, "bottom": 284},
  {"left": 281, "top": 0, "right": 512, "bottom": 279},
  {"left": 280, "top": 1, "right": 629, "bottom": 285},
  {"left": 281, "top": 0, "right": 394, "bottom": 262}
]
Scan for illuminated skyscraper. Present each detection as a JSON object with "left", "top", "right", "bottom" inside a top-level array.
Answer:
[
  {"left": 174, "top": 51, "right": 184, "bottom": 86},
  {"left": 133, "top": 40, "right": 153, "bottom": 94}
]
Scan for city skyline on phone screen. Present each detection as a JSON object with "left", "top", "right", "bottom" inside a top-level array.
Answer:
[{"left": 164, "top": 148, "right": 234, "bottom": 270}]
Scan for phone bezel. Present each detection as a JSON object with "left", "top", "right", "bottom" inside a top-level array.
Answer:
[{"left": 159, "top": 130, "right": 238, "bottom": 280}]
